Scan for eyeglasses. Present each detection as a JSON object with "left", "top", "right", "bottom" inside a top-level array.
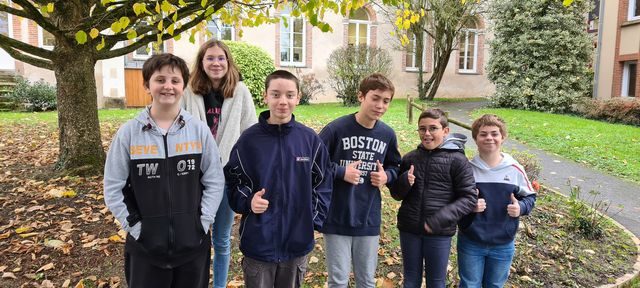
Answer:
[
  {"left": 205, "top": 56, "right": 227, "bottom": 63},
  {"left": 417, "top": 127, "right": 441, "bottom": 134}
]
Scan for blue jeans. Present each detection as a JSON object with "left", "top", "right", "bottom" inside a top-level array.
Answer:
[
  {"left": 211, "top": 187, "right": 235, "bottom": 288},
  {"left": 457, "top": 233, "right": 515, "bottom": 288},
  {"left": 399, "top": 231, "right": 452, "bottom": 288}
]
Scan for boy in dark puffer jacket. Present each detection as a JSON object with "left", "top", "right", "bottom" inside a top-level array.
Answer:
[{"left": 390, "top": 108, "right": 477, "bottom": 288}]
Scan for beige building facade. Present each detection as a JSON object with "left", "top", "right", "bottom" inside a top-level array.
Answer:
[
  {"left": 0, "top": 3, "right": 494, "bottom": 107},
  {"left": 594, "top": 0, "right": 639, "bottom": 99}
]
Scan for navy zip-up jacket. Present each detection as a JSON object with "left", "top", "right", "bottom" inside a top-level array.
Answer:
[{"left": 224, "top": 111, "right": 333, "bottom": 263}]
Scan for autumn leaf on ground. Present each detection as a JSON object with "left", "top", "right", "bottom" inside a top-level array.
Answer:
[{"left": 36, "top": 262, "right": 54, "bottom": 272}]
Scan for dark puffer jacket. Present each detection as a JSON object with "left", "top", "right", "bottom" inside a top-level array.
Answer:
[{"left": 390, "top": 133, "right": 477, "bottom": 236}]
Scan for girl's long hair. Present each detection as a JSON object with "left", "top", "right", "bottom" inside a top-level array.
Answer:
[{"left": 190, "top": 39, "right": 241, "bottom": 99}]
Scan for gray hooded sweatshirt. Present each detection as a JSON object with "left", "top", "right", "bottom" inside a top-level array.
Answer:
[{"left": 103, "top": 108, "right": 224, "bottom": 265}]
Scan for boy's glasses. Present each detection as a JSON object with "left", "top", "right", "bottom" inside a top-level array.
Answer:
[{"left": 417, "top": 127, "right": 441, "bottom": 134}]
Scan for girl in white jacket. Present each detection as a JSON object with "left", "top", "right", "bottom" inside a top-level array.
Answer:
[{"left": 182, "top": 39, "right": 257, "bottom": 288}]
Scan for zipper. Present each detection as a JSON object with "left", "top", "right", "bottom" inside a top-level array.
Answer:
[
  {"left": 276, "top": 124, "right": 284, "bottom": 263},
  {"left": 163, "top": 134, "right": 175, "bottom": 255}
]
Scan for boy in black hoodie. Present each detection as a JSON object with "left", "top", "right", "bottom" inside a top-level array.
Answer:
[{"left": 390, "top": 108, "right": 477, "bottom": 288}]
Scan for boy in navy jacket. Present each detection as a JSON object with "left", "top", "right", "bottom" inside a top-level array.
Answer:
[
  {"left": 224, "top": 70, "right": 333, "bottom": 288},
  {"left": 319, "top": 74, "right": 401, "bottom": 288}
]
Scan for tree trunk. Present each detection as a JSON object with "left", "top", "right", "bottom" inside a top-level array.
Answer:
[
  {"left": 53, "top": 49, "right": 104, "bottom": 175},
  {"left": 423, "top": 47, "right": 453, "bottom": 101}
]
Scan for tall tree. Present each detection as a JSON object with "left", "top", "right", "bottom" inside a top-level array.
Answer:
[
  {"left": 0, "top": 0, "right": 394, "bottom": 175},
  {"left": 391, "top": 0, "right": 484, "bottom": 100}
]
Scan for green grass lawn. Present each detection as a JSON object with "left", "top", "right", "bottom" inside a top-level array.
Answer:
[{"left": 473, "top": 109, "right": 640, "bottom": 184}]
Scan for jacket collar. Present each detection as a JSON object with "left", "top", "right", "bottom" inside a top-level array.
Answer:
[{"left": 258, "top": 110, "right": 296, "bottom": 135}]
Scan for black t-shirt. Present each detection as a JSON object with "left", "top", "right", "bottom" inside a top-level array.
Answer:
[{"left": 202, "top": 90, "right": 224, "bottom": 138}]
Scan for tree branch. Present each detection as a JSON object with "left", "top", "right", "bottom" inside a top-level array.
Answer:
[
  {"left": 0, "top": 44, "right": 53, "bottom": 70},
  {"left": 96, "top": 9, "right": 209, "bottom": 60},
  {"left": 11, "top": 0, "right": 58, "bottom": 33},
  {"left": 0, "top": 33, "right": 55, "bottom": 60},
  {"left": 0, "top": 3, "right": 30, "bottom": 18}
]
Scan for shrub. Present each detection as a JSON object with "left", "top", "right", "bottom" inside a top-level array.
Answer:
[
  {"left": 566, "top": 185, "right": 616, "bottom": 239},
  {"left": 7, "top": 78, "right": 57, "bottom": 111},
  {"left": 224, "top": 41, "right": 275, "bottom": 107},
  {"left": 509, "top": 150, "right": 542, "bottom": 182},
  {"left": 576, "top": 98, "right": 640, "bottom": 126},
  {"left": 295, "top": 69, "right": 324, "bottom": 105},
  {"left": 487, "top": 0, "right": 593, "bottom": 113},
  {"left": 327, "top": 45, "right": 392, "bottom": 106}
]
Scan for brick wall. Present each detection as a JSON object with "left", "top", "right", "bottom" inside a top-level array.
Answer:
[{"left": 612, "top": 0, "right": 640, "bottom": 98}]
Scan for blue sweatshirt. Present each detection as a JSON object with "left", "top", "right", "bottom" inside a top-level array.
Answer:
[
  {"left": 319, "top": 114, "right": 401, "bottom": 236},
  {"left": 224, "top": 111, "right": 333, "bottom": 263},
  {"left": 459, "top": 153, "right": 536, "bottom": 245}
]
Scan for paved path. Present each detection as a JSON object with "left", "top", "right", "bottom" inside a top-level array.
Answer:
[{"left": 432, "top": 101, "right": 640, "bottom": 237}]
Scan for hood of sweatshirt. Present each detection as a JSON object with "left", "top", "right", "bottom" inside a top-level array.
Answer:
[
  {"left": 440, "top": 132, "right": 467, "bottom": 150},
  {"left": 134, "top": 107, "right": 194, "bottom": 136},
  {"left": 470, "top": 152, "right": 519, "bottom": 172}
]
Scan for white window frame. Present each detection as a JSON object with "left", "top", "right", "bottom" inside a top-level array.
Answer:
[
  {"left": 279, "top": 14, "right": 306, "bottom": 67},
  {"left": 405, "top": 35, "right": 428, "bottom": 72},
  {"left": 206, "top": 18, "right": 235, "bottom": 41},
  {"left": 133, "top": 42, "right": 165, "bottom": 60},
  {"left": 38, "top": 26, "right": 55, "bottom": 50},
  {"left": 458, "top": 29, "right": 478, "bottom": 73},
  {"left": 348, "top": 20, "right": 370, "bottom": 46},
  {"left": 0, "top": 1, "right": 12, "bottom": 38},
  {"left": 622, "top": 61, "right": 637, "bottom": 97},
  {"left": 629, "top": 0, "right": 640, "bottom": 21}
]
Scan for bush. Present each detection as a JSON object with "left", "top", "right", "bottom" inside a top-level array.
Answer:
[
  {"left": 566, "top": 185, "right": 614, "bottom": 239},
  {"left": 576, "top": 98, "right": 640, "bottom": 126},
  {"left": 487, "top": 0, "right": 593, "bottom": 113},
  {"left": 509, "top": 150, "right": 542, "bottom": 182},
  {"left": 224, "top": 41, "right": 275, "bottom": 107},
  {"left": 295, "top": 69, "right": 324, "bottom": 105},
  {"left": 7, "top": 78, "right": 57, "bottom": 111},
  {"left": 327, "top": 45, "right": 392, "bottom": 106}
]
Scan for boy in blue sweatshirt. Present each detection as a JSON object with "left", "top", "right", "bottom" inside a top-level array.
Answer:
[
  {"left": 457, "top": 114, "right": 536, "bottom": 288},
  {"left": 319, "top": 73, "right": 401, "bottom": 288},
  {"left": 103, "top": 54, "right": 225, "bottom": 288},
  {"left": 224, "top": 70, "right": 333, "bottom": 288}
]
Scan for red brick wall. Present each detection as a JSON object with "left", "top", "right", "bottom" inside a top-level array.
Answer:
[{"left": 612, "top": 0, "right": 640, "bottom": 98}]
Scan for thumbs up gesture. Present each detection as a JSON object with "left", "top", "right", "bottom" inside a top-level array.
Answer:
[
  {"left": 251, "top": 189, "right": 269, "bottom": 214},
  {"left": 370, "top": 160, "right": 388, "bottom": 188},
  {"left": 507, "top": 193, "right": 520, "bottom": 217},
  {"left": 343, "top": 160, "right": 362, "bottom": 185},
  {"left": 407, "top": 165, "right": 415, "bottom": 186}
]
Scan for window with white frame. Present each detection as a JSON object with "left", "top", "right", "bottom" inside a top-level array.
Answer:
[
  {"left": 458, "top": 22, "right": 478, "bottom": 73},
  {"left": 348, "top": 8, "right": 369, "bottom": 46},
  {"left": 133, "top": 42, "right": 165, "bottom": 60},
  {"left": 206, "top": 18, "right": 234, "bottom": 41},
  {"left": 622, "top": 61, "right": 637, "bottom": 97},
  {"left": 38, "top": 27, "right": 55, "bottom": 50},
  {"left": 405, "top": 33, "right": 428, "bottom": 71},
  {"left": 629, "top": 0, "right": 640, "bottom": 20},
  {"left": 133, "top": 21, "right": 164, "bottom": 60},
  {"left": 279, "top": 8, "right": 305, "bottom": 66}
]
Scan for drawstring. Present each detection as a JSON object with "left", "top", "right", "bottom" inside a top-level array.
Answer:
[{"left": 142, "top": 115, "right": 185, "bottom": 132}]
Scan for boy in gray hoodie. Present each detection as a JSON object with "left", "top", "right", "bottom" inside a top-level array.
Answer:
[{"left": 103, "top": 53, "right": 224, "bottom": 288}]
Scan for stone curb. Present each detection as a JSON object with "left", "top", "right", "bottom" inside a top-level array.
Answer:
[{"left": 542, "top": 185, "right": 640, "bottom": 288}]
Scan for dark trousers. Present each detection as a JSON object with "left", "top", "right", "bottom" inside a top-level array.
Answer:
[
  {"left": 241, "top": 255, "right": 308, "bottom": 288},
  {"left": 399, "top": 231, "right": 452, "bottom": 288},
  {"left": 124, "top": 248, "right": 211, "bottom": 288}
]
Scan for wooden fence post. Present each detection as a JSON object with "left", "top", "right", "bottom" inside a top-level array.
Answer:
[{"left": 407, "top": 96, "right": 413, "bottom": 124}]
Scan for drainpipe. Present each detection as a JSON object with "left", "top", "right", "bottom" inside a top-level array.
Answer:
[{"left": 592, "top": 0, "right": 605, "bottom": 99}]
